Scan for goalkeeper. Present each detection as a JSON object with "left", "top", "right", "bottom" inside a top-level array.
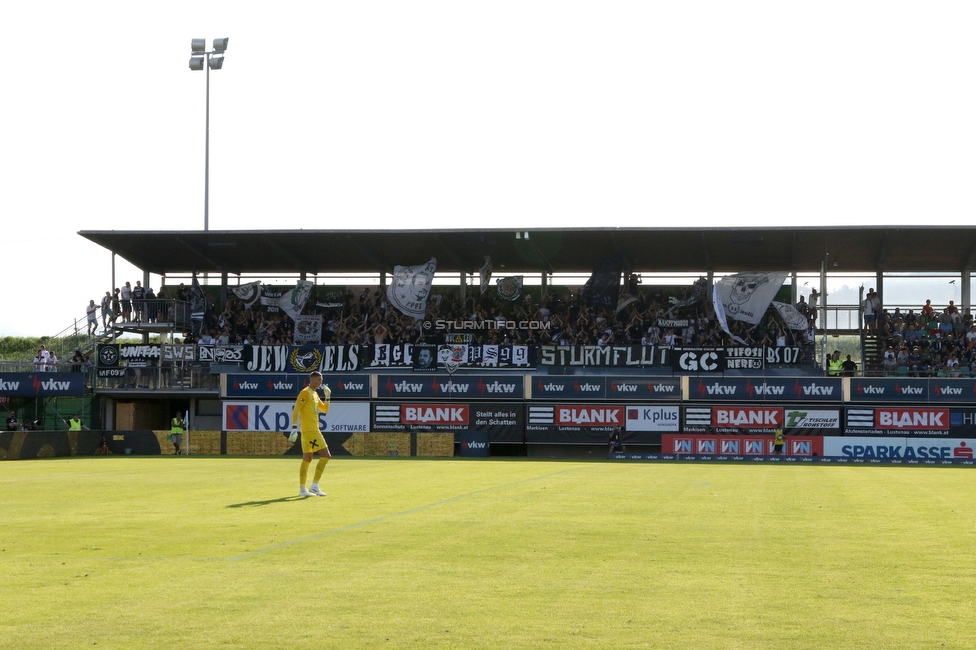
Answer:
[{"left": 289, "top": 371, "right": 332, "bottom": 497}]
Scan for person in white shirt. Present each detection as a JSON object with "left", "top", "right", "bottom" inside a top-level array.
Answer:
[
  {"left": 120, "top": 282, "right": 132, "bottom": 322},
  {"left": 33, "top": 346, "right": 49, "bottom": 372},
  {"left": 86, "top": 300, "right": 98, "bottom": 336}
]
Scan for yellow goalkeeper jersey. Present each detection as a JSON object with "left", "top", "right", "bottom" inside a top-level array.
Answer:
[{"left": 292, "top": 386, "right": 329, "bottom": 434}]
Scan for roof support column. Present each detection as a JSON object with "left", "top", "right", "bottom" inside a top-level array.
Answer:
[
  {"left": 876, "top": 272, "right": 884, "bottom": 314},
  {"left": 220, "top": 272, "right": 228, "bottom": 311},
  {"left": 459, "top": 270, "right": 466, "bottom": 304},
  {"left": 962, "top": 270, "right": 971, "bottom": 314}
]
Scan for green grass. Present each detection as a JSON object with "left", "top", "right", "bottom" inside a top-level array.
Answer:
[{"left": 2, "top": 458, "right": 975, "bottom": 649}]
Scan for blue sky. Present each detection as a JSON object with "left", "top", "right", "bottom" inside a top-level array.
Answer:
[{"left": 2, "top": 2, "right": 975, "bottom": 336}]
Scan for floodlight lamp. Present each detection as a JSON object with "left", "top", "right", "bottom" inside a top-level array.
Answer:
[
  {"left": 191, "top": 38, "right": 206, "bottom": 53},
  {"left": 213, "top": 37, "right": 229, "bottom": 52},
  {"left": 208, "top": 56, "right": 224, "bottom": 70},
  {"left": 189, "top": 56, "right": 205, "bottom": 71}
]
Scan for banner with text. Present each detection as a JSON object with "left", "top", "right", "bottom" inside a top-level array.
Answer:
[
  {"left": 824, "top": 436, "right": 976, "bottom": 460},
  {"left": 849, "top": 378, "right": 976, "bottom": 403},
  {"left": 243, "top": 345, "right": 362, "bottom": 373},
  {"left": 371, "top": 401, "right": 522, "bottom": 442},
  {"left": 223, "top": 373, "right": 370, "bottom": 399},
  {"left": 222, "top": 401, "right": 370, "bottom": 433},
  {"left": 0, "top": 373, "right": 87, "bottom": 397},
  {"left": 368, "top": 343, "right": 534, "bottom": 369},
  {"left": 664, "top": 434, "right": 824, "bottom": 456},
  {"left": 687, "top": 377, "right": 842, "bottom": 402},
  {"left": 683, "top": 405, "right": 842, "bottom": 435},
  {"left": 375, "top": 374, "right": 524, "bottom": 400},
  {"left": 525, "top": 403, "right": 660, "bottom": 444},
  {"left": 528, "top": 376, "right": 681, "bottom": 401}
]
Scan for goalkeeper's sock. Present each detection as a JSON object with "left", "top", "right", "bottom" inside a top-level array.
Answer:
[
  {"left": 299, "top": 460, "right": 310, "bottom": 488},
  {"left": 313, "top": 457, "right": 329, "bottom": 483}
]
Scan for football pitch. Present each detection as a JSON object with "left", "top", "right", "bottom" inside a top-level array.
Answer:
[{"left": 2, "top": 457, "right": 975, "bottom": 649}]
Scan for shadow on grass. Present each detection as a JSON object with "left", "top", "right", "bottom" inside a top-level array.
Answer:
[{"left": 226, "top": 496, "right": 310, "bottom": 508}]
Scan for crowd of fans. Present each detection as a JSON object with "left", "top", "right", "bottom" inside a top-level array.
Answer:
[
  {"left": 177, "top": 279, "right": 815, "bottom": 350},
  {"left": 66, "top": 276, "right": 976, "bottom": 379},
  {"left": 872, "top": 299, "right": 976, "bottom": 377}
]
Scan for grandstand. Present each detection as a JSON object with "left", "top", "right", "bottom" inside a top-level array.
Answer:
[{"left": 4, "top": 225, "right": 976, "bottom": 462}]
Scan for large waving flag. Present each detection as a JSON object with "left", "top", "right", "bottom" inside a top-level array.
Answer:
[
  {"left": 580, "top": 253, "right": 622, "bottom": 310},
  {"left": 714, "top": 272, "right": 787, "bottom": 325},
  {"left": 261, "top": 280, "right": 314, "bottom": 321},
  {"left": 387, "top": 257, "right": 437, "bottom": 319},
  {"left": 714, "top": 271, "right": 788, "bottom": 344},
  {"left": 479, "top": 256, "right": 492, "bottom": 295},
  {"left": 772, "top": 301, "right": 810, "bottom": 330},
  {"left": 231, "top": 281, "right": 262, "bottom": 308}
]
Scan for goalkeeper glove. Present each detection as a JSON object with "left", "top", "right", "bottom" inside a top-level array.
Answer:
[
  {"left": 288, "top": 426, "right": 298, "bottom": 443},
  {"left": 322, "top": 384, "right": 331, "bottom": 400}
]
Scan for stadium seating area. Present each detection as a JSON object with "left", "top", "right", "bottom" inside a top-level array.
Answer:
[
  {"left": 874, "top": 303, "right": 976, "bottom": 377},
  {"left": 180, "top": 285, "right": 812, "bottom": 350}
]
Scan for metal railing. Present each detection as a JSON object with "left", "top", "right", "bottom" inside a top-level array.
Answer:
[{"left": 93, "top": 366, "right": 220, "bottom": 391}]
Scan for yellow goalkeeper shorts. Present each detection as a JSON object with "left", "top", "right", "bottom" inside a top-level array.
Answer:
[{"left": 301, "top": 430, "right": 329, "bottom": 454}]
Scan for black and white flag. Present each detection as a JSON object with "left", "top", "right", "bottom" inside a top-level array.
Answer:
[{"left": 387, "top": 257, "right": 437, "bottom": 319}]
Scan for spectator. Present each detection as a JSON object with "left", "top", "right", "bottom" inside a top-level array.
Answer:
[
  {"left": 69, "top": 349, "right": 87, "bottom": 372},
  {"left": 7, "top": 411, "right": 18, "bottom": 431},
  {"left": 609, "top": 426, "right": 624, "bottom": 456},
  {"left": 33, "top": 346, "right": 49, "bottom": 372},
  {"left": 946, "top": 300, "right": 959, "bottom": 321},
  {"left": 808, "top": 288, "right": 820, "bottom": 322},
  {"left": 121, "top": 281, "right": 132, "bottom": 322},
  {"left": 796, "top": 295, "right": 809, "bottom": 318},
  {"left": 111, "top": 288, "right": 122, "bottom": 325},
  {"left": 86, "top": 299, "right": 99, "bottom": 336},
  {"left": 64, "top": 413, "right": 89, "bottom": 431},
  {"left": 862, "top": 288, "right": 881, "bottom": 333},
  {"left": 882, "top": 347, "right": 899, "bottom": 373},
  {"left": 144, "top": 286, "right": 157, "bottom": 322},
  {"left": 827, "top": 350, "right": 843, "bottom": 376},
  {"left": 842, "top": 354, "right": 858, "bottom": 377},
  {"left": 46, "top": 350, "right": 58, "bottom": 373},
  {"left": 132, "top": 280, "right": 145, "bottom": 322},
  {"left": 101, "top": 291, "right": 113, "bottom": 330}
]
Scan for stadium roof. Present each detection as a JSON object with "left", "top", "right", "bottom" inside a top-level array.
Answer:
[{"left": 79, "top": 226, "right": 976, "bottom": 276}]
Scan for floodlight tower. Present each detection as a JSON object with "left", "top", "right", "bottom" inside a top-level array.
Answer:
[{"left": 189, "top": 38, "right": 229, "bottom": 231}]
